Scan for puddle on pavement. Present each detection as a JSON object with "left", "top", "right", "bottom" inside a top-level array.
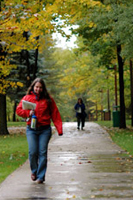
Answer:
[
  {"left": 82, "top": 194, "right": 133, "bottom": 199},
  {"left": 91, "top": 185, "right": 133, "bottom": 192},
  {"left": 18, "top": 197, "right": 52, "bottom": 200},
  {"left": 91, "top": 194, "right": 133, "bottom": 198},
  {"left": 80, "top": 153, "right": 133, "bottom": 173},
  {"left": 94, "top": 159, "right": 133, "bottom": 173}
]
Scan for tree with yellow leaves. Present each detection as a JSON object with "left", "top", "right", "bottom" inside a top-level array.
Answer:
[{"left": 0, "top": 0, "right": 65, "bottom": 134}]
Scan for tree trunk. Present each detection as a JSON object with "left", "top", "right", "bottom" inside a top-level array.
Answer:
[
  {"left": 0, "top": 94, "right": 9, "bottom": 135},
  {"left": 117, "top": 44, "right": 126, "bottom": 128},
  {"left": 13, "top": 100, "right": 17, "bottom": 122},
  {"left": 130, "top": 60, "right": 133, "bottom": 126},
  {"left": 33, "top": 48, "right": 38, "bottom": 79},
  {"left": 33, "top": 36, "right": 39, "bottom": 79},
  {"left": 23, "top": 31, "right": 31, "bottom": 87}
]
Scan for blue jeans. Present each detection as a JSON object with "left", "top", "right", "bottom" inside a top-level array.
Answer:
[{"left": 26, "top": 126, "right": 52, "bottom": 181}]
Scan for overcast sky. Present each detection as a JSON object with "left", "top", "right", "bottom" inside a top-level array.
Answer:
[
  {"left": 53, "top": 32, "right": 77, "bottom": 49},
  {"left": 52, "top": 26, "right": 77, "bottom": 49}
]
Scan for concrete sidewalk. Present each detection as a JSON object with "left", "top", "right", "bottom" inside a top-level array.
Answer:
[{"left": 0, "top": 122, "right": 133, "bottom": 200}]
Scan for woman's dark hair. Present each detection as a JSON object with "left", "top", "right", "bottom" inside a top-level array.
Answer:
[
  {"left": 27, "top": 78, "right": 51, "bottom": 101},
  {"left": 78, "top": 98, "right": 83, "bottom": 103}
]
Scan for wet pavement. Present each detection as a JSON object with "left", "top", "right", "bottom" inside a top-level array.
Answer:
[{"left": 0, "top": 122, "right": 133, "bottom": 200}]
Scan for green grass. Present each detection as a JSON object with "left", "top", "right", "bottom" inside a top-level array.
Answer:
[
  {"left": 0, "top": 134, "right": 28, "bottom": 184},
  {"left": 95, "top": 119, "right": 131, "bottom": 128},
  {"left": 7, "top": 121, "right": 26, "bottom": 127},
  {"left": 96, "top": 120, "right": 133, "bottom": 156}
]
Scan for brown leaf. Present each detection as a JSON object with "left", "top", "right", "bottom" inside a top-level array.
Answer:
[{"left": 99, "top": 188, "right": 103, "bottom": 191}]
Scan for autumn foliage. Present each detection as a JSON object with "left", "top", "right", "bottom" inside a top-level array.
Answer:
[{"left": 0, "top": 0, "right": 60, "bottom": 94}]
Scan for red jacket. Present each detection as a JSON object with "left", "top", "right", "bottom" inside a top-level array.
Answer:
[{"left": 16, "top": 92, "right": 63, "bottom": 135}]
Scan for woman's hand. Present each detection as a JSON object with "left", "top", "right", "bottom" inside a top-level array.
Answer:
[{"left": 29, "top": 110, "right": 35, "bottom": 117}]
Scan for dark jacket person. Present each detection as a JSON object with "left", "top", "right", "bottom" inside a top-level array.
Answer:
[{"left": 74, "top": 98, "right": 86, "bottom": 130}]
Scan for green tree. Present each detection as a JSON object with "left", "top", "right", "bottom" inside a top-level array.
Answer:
[{"left": 58, "top": 0, "right": 133, "bottom": 128}]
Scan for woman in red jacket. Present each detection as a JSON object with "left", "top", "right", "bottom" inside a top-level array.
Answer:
[{"left": 16, "top": 78, "right": 63, "bottom": 184}]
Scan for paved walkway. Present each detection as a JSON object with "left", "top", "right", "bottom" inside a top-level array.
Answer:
[{"left": 0, "top": 122, "right": 133, "bottom": 200}]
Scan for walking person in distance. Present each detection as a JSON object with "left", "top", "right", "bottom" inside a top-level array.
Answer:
[
  {"left": 16, "top": 78, "right": 63, "bottom": 184},
  {"left": 74, "top": 98, "right": 86, "bottom": 130}
]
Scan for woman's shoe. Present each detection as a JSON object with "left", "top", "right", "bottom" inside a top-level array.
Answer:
[
  {"left": 31, "top": 174, "right": 37, "bottom": 181},
  {"left": 37, "top": 179, "right": 44, "bottom": 184}
]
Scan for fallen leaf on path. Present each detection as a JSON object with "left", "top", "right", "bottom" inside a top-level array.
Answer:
[
  {"left": 99, "top": 188, "right": 103, "bottom": 191},
  {"left": 120, "top": 163, "right": 124, "bottom": 165},
  {"left": 116, "top": 157, "right": 121, "bottom": 160},
  {"left": 91, "top": 195, "right": 95, "bottom": 198}
]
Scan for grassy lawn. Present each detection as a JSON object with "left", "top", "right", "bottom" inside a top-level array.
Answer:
[
  {"left": 7, "top": 121, "right": 26, "bottom": 127},
  {"left": 96, "top": 120, "right": 133, "bottom": 156},
  {"left": 96, "top": 119, "right": 131, "bottom": 128},
  {"left": 0, "top": 133, "right": 28, "bottom": 184}
]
